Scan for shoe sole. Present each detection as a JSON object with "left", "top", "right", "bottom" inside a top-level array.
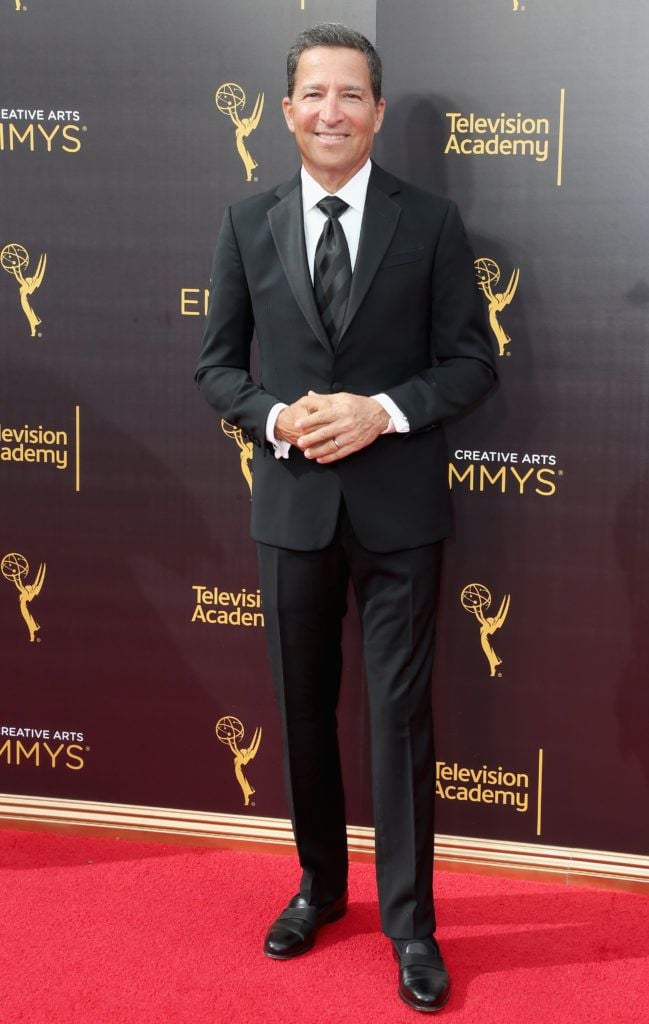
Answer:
[{"left": 263, "top": 903, "right": 347, "bottom": 960}]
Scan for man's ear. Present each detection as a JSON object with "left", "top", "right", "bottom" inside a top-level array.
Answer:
[
  {"left": 282, "top": 97, "right": 295, "bottom": 133},
  {"left": 374, "top": 98, "right": 386, "bottom": 134}
]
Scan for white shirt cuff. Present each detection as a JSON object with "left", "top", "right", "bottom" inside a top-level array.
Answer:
[
  {"left": 372, "top": 393, "right": 410, "bottom": 434},
  {"left": 266, "top": 403, "right": 291, "bottom": 459}
]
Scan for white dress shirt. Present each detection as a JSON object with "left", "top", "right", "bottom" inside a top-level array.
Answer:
[{"left": 266, "top": 160, "right": 409, "bottom": 458}]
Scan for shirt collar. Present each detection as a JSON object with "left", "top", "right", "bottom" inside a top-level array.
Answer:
[{"left": 301, "top": 159, "right": 372, "bottom": 215}]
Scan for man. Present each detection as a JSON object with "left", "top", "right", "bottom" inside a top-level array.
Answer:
[{"left": 196, "top": 23, "right": 496, "bottom": 1013}]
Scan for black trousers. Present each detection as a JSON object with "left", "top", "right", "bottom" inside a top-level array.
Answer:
[{"left": 257, "top": 504, "right": 443, "bottom": 939}]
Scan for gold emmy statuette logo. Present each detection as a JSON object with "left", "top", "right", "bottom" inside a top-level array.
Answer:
[
  {"left": 215, "top": 715, "right": 262, "bottom": 806},
  {"left": 475, "top": 257, "right": 519, "bottom": 357},
  {"left": 1, "top": 243, "right": 46, "bottom": 337},
  {"left": 2, "top": 552, "right": 46, "bottom": 642},
  {"left": 221, "top": 419, "right": 253, "bottom": 494},
  {"left": 215, "top": 82, "right": 264, "bottom": 182},
  {"left": 461, "top": 582, "right": 510, "bottom": 678}
]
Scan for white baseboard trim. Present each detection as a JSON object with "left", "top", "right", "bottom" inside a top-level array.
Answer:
[
  {"left": 1, "top": 793, "right": 647, "bottom": 889},
  {"left": 433, "top": 832, "right": 649, "bottom": 888}
]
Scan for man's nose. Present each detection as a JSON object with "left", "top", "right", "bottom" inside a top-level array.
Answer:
[{"left": 319, "top": 93, "right": 343, "bottom": 124}]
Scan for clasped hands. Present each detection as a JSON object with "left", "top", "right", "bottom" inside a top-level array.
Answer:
[{"left": 275, "top": 390, "right": 390, "bottom": 464}]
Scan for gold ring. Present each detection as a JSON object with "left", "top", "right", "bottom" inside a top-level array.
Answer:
[{"left": 332, "top": 438, "right": 340, "bottom": 451}]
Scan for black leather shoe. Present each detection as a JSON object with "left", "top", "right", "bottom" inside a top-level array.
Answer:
[
  {"left": 263, "top": 891, "right": 348, "bottom": 959},
  {"left": 392, "top": 938, "right": 450, "bottom": 1013},
  {"left": 260, "top": 888, "right": 345, "bottom": 958}
]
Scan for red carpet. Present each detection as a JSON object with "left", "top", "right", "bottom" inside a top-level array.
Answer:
[{"left": 0, "top": 828, "right": 648, "bottom": 1023}]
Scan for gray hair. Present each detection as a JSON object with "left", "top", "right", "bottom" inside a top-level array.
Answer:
[{"left": 286, "top": 23, "right": 383, "bottom": 103}]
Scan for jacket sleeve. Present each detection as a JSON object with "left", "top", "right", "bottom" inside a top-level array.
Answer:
[
  {"left": 384, "top": 201, "right": 498, "bottom": 432},
  {"left": 194, "top": 207, "right": 280, "bottom": 445}
]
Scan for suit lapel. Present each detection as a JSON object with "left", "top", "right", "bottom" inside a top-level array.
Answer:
[
  {"left": 339, "top": 165, "right": 401, "bottom": 344},
  {"left": 267, "top": 176, "right": 333, "bottom": 354}
]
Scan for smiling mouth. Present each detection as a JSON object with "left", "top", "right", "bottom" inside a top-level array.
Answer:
[{"left": 316, "top": 133, "right": 349, "bottom": 141}]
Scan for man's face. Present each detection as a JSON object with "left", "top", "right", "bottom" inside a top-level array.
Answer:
[{"left": 282, "top": 46, "right": 385, "bottom": 190}]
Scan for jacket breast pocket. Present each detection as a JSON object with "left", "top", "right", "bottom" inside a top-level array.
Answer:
[{"left": 380, "top": 246, "right": 425, "bottom": 269}]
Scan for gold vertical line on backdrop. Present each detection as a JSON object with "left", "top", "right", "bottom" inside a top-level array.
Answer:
[
  {"left": 75, "top": 405, "right": 81, "bottom": 492},
  {"left": 536, "top": 748, "right": 544, "bottom": 835},
  {"left": 556, "top": 89, "right": 566, "bottom": 186}
]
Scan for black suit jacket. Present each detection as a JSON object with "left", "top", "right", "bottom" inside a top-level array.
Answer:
[{"left": 196, "top": 162, "right": 496, "bottom": 552}]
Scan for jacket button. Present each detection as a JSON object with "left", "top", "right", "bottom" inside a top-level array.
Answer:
[{"left": 331, "top": 381, "right": 342, "bottom": 392}]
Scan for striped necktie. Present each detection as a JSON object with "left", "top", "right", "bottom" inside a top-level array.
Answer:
[{"left": 313, "top": 196, "right": 352, "bottom": 344}]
